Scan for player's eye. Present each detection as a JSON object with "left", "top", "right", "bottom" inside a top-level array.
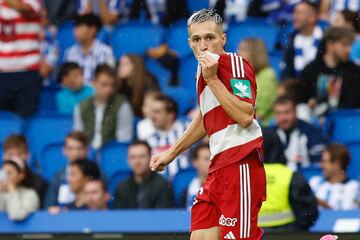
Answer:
[
  {"left": 206, "top": 36, "right": 214, "bottom": 41},
  {"left": 192, "top": 37, "right": 200, "bottom": 42}
]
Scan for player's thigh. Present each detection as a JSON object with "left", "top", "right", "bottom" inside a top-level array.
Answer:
[{"left": 190, "top": 226, "right": 219, "bottom": 240}]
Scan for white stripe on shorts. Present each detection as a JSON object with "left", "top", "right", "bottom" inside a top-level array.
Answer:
[{"left": 239, "top": 163, "right": 251, "bottom": 238}]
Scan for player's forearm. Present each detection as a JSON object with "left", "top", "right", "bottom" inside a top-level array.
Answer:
[
  {"left": 167, "top": 111, "right": 207, "bottom": 159},
  {"left": 207, "top": 78, "right": 254, "bottom": 128}
]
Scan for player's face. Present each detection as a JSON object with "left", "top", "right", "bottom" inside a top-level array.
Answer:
[
  {"left": 274, "top": 102, "right": 297, "bottom": 131},
  {"left": 93, "top": 73, "right": 116, "bottom": 101},
  {"left": 63, "top": 138, "right": 88, "bottom": 162},
  {"left": 84, "top": 181, "right": 109, "bottom": 210},
  {"left": 128, "top": 145, "right": 151, "bottom": 176},
  {"left": 320, "top": 151, "right": 340, "bottom": 178},
  {"left": 192, "top": 147, "right": 211, "bottom": 178},
  {"left": 188, "top": 21, "right": 226, "bottom": 59}
]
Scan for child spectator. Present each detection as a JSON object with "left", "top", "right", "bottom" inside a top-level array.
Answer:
[
  {"left": 56, "top": 62, "right": 94, "bottom": 114},
  {"left": 117, "top": 54, "right": 159, "bottom": 117},
  {"left": 0, "top": 158, "right": 39, "bottom": 221},
  {"left": 310, "top": 144, "right": 359, "bottom": 210},
  {"left": 238, "top": 38, "right": 278, "bottom": 126},
  {"left": 3, "top": 135, "right": 48, "bottom": 208},
  {"left": 74, "top": 64, "right": 134, "bottom": 150}
]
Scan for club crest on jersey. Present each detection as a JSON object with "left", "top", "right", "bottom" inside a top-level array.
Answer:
[{"left": 230, "top": 79, "right": 252, "bottom": 99}]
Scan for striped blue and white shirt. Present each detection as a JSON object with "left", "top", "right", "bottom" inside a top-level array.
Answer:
[
  {"left": 64, "top": 40, "right": 115, "bottom": 84},
  {"left": 330, "top": 0, "right": 360, "bottom": 14},
  {"left": 146, "top": 120, "right": 189, "bottom": 179},
  {"left": 310, "top": 176, "right": 360, "bottom": 210},
  {"left": 78, "top": 0, "right": 121, "bottom": 14}
]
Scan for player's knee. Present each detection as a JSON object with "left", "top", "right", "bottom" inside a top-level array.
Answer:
[{"left": 190, "top": 227, "right": 219, "bottom": 240}]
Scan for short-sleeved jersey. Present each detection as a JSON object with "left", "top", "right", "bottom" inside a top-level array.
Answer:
[{"left": 197, "top": 52, "right": 263, "bottom": 173}]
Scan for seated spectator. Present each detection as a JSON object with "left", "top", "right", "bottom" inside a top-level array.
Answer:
[
  {"left": 137, "top": 91, "right": 164, "bottom": 140},
  {"left": 320, "top": 0, "right": 360, "bottom": 20},
  {"left": 78, "top": 0, "right": 122, "bottom": 26},
  {"left": 238, "top": 38, "right": 278, "bottom": 126},
  {"left": 283, "top": 0, "right": 324, "bottom": 78},
  {"left": 64, "top": 13, "right": 115, "bottom": 84},
  {"left": 114, "top": 141, "right": 173, "bottom": 209},
  {"left": 310, "top": 143, "right": 359, "bottom": 210},
  {"left": 301, "top": 27, "right": 360, "bottom": 117},
  {"left": 0, "top": 0, "right": 43, "bottom": 118},
  {"left": 84, "top": 179, "right": 110, "bottom": 210},
  {"left": 186, "top": 144, "right": 211, "bottom": 210},
  {"left": 56, "top": 62, "right": 94, "bottom": 114},
  {"left": 74, "top": 64, "right": 134, "bottom": 150},
  {"left": 65, "top": 160, "right": 101, "bottom": 210},
  {"left": 277, "top": 79, "right": 311, "bottom": 123},
  {"left": 44, "top": 132, "right": 89, "bottom": 209},
  {"left": 273, "top": 96, "right": 328, "bottom": 171},
  {"left": 117, "top": 54, "right": 159, "bottom": 117},
  {"left": 259, "top": 128, "right": 318, "bottom": 231},
  {"left": 3, "top": 135, "right": 48, "bottom": 208},
  {"left": 146, "top": 95, "right": 189, "bottom": 179},
  {"left": 0, "top": 158, "right": 39, "bottom": 221}
]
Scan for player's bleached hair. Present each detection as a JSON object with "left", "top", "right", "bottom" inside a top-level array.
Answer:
[{"left": 187, "top": 9, "right": 223, "bottom": 28}]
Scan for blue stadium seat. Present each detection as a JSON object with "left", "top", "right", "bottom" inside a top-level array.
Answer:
[
  {"left": 187, "top": 0, "right": 209, "bottom": 12},
  {"left": 179, "top": 55, "right": 197, "bottom": 92},
  {"left": 146, "top": 58, "right": 171, "bottom": 89},
  {"left": 172, "top": 168, "right": 197, "bottom": 207},
  {"left": 40, "top": 142, "right": 67, "bottom": 181},
  {"left": 347, "top": 142, "right": 360, "bottom": 180},
  {"left": 324, "top": 110, "right": 360, "bottom": 144},
  {"left": 39, "top": 85, "right": 61, "bottom": 113},
  {"left": 269, "top": 50, "right": 283, "bottom": 80},
  {"left": 57, "top": 21, "right": 76, "bottom": 61},
  {"left": 0, "top": 111, "right": 23, "bottom": 145},
  {"left": 0, "top": 145, "right": 3, "bottom": 167},
  {"left": 109, "top": 170, "right": 132, "bottom": 195},
  {"left": 226, "top": 19, "right": 279, "bottom": 53},
  {"left": 166, "top": 22, "right": 193, "bottom": 59},
  {"left": 25, "top": 113, "right": 73, "bottom": 158},
  {"left": 110, "top": 22, "right": 164, "bottom": 59},
  {"left": 299, "top": 166, "right": 322, "bottom": 181},
  {"left": 163, "top": 87, "right": 196, "bottom": 116},
  {"left": 98, "top": 141, "right": 130, "bottom": 178}
]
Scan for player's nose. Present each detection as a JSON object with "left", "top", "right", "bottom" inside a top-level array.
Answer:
[{"left": 200, "top": 40, "right": 207, "bottom": 51}]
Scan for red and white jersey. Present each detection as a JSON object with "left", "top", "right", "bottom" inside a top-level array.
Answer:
[
  {"left": 0, "top": 0, "right": 42, "bottom": 72},
  {"left": 197, "top": 52, "right": 263, "bottom": 173}
]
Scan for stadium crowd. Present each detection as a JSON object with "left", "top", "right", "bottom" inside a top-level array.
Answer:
[{"left": 0, "top": 0, "right": 359, "bottom": 232}]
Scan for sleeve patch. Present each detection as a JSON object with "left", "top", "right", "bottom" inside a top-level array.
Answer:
[{"left": 230, "top": 79, "right": 252, "bottom": 99}]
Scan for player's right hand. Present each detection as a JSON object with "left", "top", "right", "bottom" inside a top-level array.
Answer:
[{"left": 150, "top": 151, "right": 174, "bottom": 172}]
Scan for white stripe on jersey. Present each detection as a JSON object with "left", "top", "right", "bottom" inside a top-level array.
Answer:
[
  {"left": 209, "top": 120, "right": 263, "bottom": 160},
  {"left": 239, "top": 56, "right": 245, "bottom": 78},
  {"left": 234, "top": 53, "right": 241, "bottom": 78},
  {"left": 240, "top": 164, "right": 251, "bottom": 239},
  {"left": 199, "top": 86, "right": 220, "bottom": 115},
  {"left": 230, "top": 53, "right": 236, "bottom": 78}
]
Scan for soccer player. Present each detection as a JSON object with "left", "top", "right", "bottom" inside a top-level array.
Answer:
[{"left": 150, "top": 9, "right": 266, "bottom": 240}]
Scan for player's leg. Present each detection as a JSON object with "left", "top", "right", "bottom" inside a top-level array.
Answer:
[{"left": 190, "top": 227, "right": 219, "bottom": 240}]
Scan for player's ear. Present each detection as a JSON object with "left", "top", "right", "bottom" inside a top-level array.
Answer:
[{"left": 222, "top": 33, "right": 227, "bottom": 48}]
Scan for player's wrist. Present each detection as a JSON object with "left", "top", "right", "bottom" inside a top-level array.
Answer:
[{"left": 204, "top": 76, "right": 219, "bottom": 83}]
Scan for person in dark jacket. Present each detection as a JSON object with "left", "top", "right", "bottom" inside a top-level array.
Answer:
[
  {"left": 300, "top": 27, "right": 360, "bottom": 116},
  {"left": 260, "top": 128, "right": 319, "bottom": 231},
  {"left": 114, "top": 141, "right": 173, "bottom": 209}
]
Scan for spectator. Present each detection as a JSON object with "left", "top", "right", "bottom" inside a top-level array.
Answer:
[
  {"left": 238, "top": 38, "right": 278, "bottom": 126},
  {"left": 84, "top": 179, "right": 110, "bottom": 210},
  {"left": 65, "top": 160, "right": 100, "bottom": 210},
  {"left": 211, "top": 0, "right": 251, "bottom": 28},
  {"left": 56, "top": 62, "right": 94, "bottom": 114},
  {"left": 64, "top": 13, "right": 115, "bottom": 84},
  {"left": 301, "top": 27, "right": 360, "bottom": 117},
  {"left": 277, "top": 79, "right": 311, "bottom": 123},
  {"left": 3, "top": 135, "right": 48, "bottom": 208},
  {"left": 44, "top": 0, "right": 78, "bottom": 24},
  {"left": 310, "top": 143, "right": 359, "bottom": 210},
  {"left": 283, "top": 0, "right": 323, "bottom": 78},
  {"left": 78, "top": 0, "right": 123, "bottom": 26},
  {"left": 44, "top": 132, "right": 89, "bottom": 209},
  {"left": 0, "top": 0, "right": 43, "bottom": 117},
  {"left": 114, "top": 141, "right": 173, "bottom": 209},
  {"left": 146, "top": 95, "right": 189, "bottom": 179},
  {"left": 74, "top": 64, "right": 134, "bottom": 150},
  {"left": 0, "top": 158, "right": 39, "bottom": 221},
  {"left": 320, "top": 0, "right": 360, "bottom": 20},
  {"left": 117, "top": 54, "right": 159, "bottom": 117},
  {"left": 259, "top": 128, "right": 318, "bottom": 231},
  {"left": 260, "top": 0, "right": 302, "bottom": 24},
  {"left": 186, "top": 144, "right": 211, "bottom": 209},
  {"left": 136, "top": 91, "right": 164, "bottom": 140},
  {"left": 273, "top": 96, "right": 327, "bottom": 171}
]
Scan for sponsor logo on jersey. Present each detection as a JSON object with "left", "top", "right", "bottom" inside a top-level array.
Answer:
[
  {"left": 230, "top": 79, "right": 252, "bottom": 99},
  {"left": 219, "top": 215, "right": 238, "bottom": 227},
  {"left": 224, "top": 231, "right": 236, "bottom": 239}
]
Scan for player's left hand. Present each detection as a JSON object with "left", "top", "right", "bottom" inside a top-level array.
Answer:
[{"left": 198, "top": 51, "right": 219, "bottom": 82}]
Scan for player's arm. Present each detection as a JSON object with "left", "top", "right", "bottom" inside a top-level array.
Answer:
[
  {"left": 199, "top": 52, "right": 254, "bottom": 128},
  {"left": 150, "top": 110, "right": 207, "bottom": 172}
]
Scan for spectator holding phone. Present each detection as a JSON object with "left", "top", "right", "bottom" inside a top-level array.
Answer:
[{"left": 0, "top": 158, "right": 39, "bottom": 221}]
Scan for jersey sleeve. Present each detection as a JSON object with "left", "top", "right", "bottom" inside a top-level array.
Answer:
[{"left": 218, "top": 53, "right": 257, "bottom": 106}]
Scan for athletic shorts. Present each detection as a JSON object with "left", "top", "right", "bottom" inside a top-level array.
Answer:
[{"left": 190, "top": 150, "right": 267, "bottom": 240}]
